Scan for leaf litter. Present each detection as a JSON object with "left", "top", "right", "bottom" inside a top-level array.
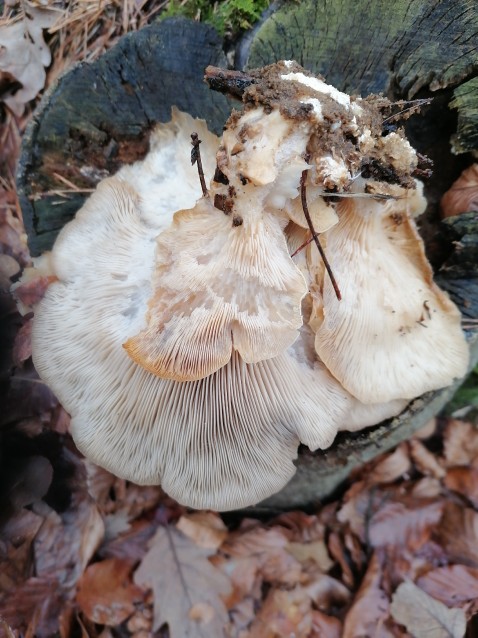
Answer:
[{"left": 1, "top": 4, "right": 478, "bottom": 638}]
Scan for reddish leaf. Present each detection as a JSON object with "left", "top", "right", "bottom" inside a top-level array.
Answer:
[
  {"left": 369, "top": 498, "right": 444, "bottom": 549},
  {"left": 77, "top": 558, "right": 144, "bottom": 626},
  {"left": 444, "top": 467, "right": 478, "bottom": 507},
  {"left": 417, "top": 565, "right": 478, "bottom": 606},
  {"left": 434, "top": 503, "right": 478, "bottom": 568},
  {"left": 247, "top": 587, "right": 313, "bottom": 638},
  {"left": 11, "top": 318, "right": 32, "bottom": 366},
  {"left": 443, "top": 421, "right": 478, "bottom": 468},
  {"left": 343, "top": 552, "right": 392, "bottom": 638}
]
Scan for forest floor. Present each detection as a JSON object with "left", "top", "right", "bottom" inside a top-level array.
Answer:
[{"left": 1, "top": 3, "right": 478, "bottom": 637}]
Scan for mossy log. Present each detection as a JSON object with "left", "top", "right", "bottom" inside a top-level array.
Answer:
[{"left": 17, "top": 8, "right": 478, "bottom": 511}]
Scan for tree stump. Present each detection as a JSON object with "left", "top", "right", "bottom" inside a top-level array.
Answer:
[{"left": 17, "top": 9, "right": 478, "bottom": 512}]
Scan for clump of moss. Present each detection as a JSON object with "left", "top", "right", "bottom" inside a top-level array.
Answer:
[{"left": 161, "top": 0, "right": 270, "bottom": 36}]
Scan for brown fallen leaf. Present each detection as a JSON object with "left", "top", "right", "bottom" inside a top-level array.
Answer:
[
  {"left": 247, "top": 587, "right": 313, "bottom": 638},
  {"left": 286, "top": 539, "right": 333, "bottom": 572},
  {"left": 443, "top": 421, "right": 478, "bottom": 468},
  {"left": 390, "top": 581, "right": 466, "bottom": 638},
  {"left": 77, "top": 558, "right": 144, "bottom": 626},
  {"left": 222, "top": 526, "right": 303, "bottom": 585},
  {"left": 444, "top": 467, "right": 478, "bottom": 508},
  {"left": 134, "top": 525, "right": 232, "bottom": 637},
  {"left": 177, "top": 511, "right": 228, "bottom": 550},
  {"left": 417, "top": 565, "right": 478, "bottom": 607},
  {"left": 434, "top": 503, "right": 478, "bottom": 568},
  {"left": 369, "top": 497, "right": 444, "bottom": 550},
  {"left": 409, "top": 440, "right": 445, "bottom": 479},
  {"left": 328, "top": 531, "right": 355, "bottom": 588},
  {"left": 342, "top": 552, "right": 392, "bottom": 638},
  {"left": 310, "top": 609, "right": 342, "bottom": 638},
  {"left": 11, "top": 317, "right": 32, "bottom": 367},
  {"left": 367, "top": 444, "right": 412, "bottom": 485}
]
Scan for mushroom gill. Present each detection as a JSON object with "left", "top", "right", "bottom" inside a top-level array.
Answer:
[{"left": 25, "top": 62, "right": 470, "bottom": 510}]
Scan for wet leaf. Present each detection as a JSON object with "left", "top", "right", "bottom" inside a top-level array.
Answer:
[
  {"left": 134, "top": 525, "right": 232, "bottom": 637},
  {"left": 390, "top": 581, "right": 466, "bottom": 638}
]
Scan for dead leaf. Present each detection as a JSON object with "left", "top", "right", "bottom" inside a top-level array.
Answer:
[
  {"left": 409, "top": 440, "right": 445, "bottom": 479},
  {"left": 286, "top": 539, "right": 333, "bottom": 572},
  {"left": 310, "top": 610, "right": 342, "bottom": 638},
  {"left": 11, "top": 317, "right": 32, "bottom": 366},
  {"left": 134, "top": 525, "right": 232, "bottom": 637},
  {"left": 443, "top": 420, "right": 478, "bottom": 467},
  {"left": 222, "top": 526, "right": 303, "bottom": 585},
  {"left": 369, "top": 497, "right": 444, "bottom": 549},
  {"left": 0, "top": 4, "right": 58, "bottom": 114},
  {"left": 417, "top": 565, "right": 478, "bottom": 607},
  {"left": 368, "top": 445, "right": 411, "bottom": 485},
  {"left": 390, "top": 581, "right": 466, "bottom": 638},
  {"left": 177, "top": 512, "right": 228, "bottom": 550},
  {"left": 247, "top": 587, "right": 313, "bottom": 638},
  {"left": 77, "top": 558, "right": 144, "bottom": 626},
  {"left": 342, "top": 552, "right": 391, "bottom": 638},
  {"left": 7, "top": 455, "right": 53, "bottom": 510},
  {"left": 444, "top": 467, "right": 478, "bottom": 507},
  {"left": 328, "top": 532, "right": 355, "bottom": 588},
  {"left": 434, "top": 503, "right": 478, "bottom": 567}
]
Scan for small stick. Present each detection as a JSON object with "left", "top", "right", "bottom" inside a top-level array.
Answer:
[
  {"left": 382, "top": 98, "right": 433, "bottom": 124},
  {"left": 191, "top": 133, "right": 208, "bottom": 197},
  {"left": 290, "top": 234, "right": 315, "bottom": 257},
  {"left": 300, "top": 169, "right": 342, "bottom": 301},
  {"left": 204, "top": 66, "right": 255, "bottom": 100}
]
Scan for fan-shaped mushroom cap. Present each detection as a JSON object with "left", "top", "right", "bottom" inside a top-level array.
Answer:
[
  {"left": 313, "top": 180, "right": 469, "bottom": 403},
  {"left": 31, "top": 118, "right": 351, "bottom": 510},
  {"left": 124, "top": 193, "right": 307, "bottom": 381}
]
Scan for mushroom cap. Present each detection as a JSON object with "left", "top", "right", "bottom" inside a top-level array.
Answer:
[
  {"left": 31, "top": 114, "right": 350, "bottom": 510},
  {"left": 124, "top": 193, "right": 307, "bottom": 381},
  {"left": 313, "top": 180, "right": 469, "bottom": 403}
]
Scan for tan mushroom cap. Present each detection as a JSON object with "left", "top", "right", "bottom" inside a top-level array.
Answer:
[
  {"left": 313, "top": 180, "right": 469, "bottom": 403},
  {"left": 124, "top": 193, "right": 307, "bottom": 381}
]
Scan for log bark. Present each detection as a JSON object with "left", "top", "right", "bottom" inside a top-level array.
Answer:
[{"left": 17, "top": 9, "right": 478, "bottom": 511}]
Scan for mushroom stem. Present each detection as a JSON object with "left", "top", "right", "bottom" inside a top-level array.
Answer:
[
  {"left": 300, "top": 169, "right": 342, "bottom": 301},
  {"left": 204, "top": 65, "right": 254, "bottom": 100},
  {"left": 191, "top": 133, "right": 208, "bottom": 197}
]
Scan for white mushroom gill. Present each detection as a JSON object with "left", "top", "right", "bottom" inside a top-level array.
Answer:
[
  {"left": 32, "top": 179, "right": 349, "bottom": 511},
  {"left": 28, "top": 62, "right": 470, "bottom": 510}
]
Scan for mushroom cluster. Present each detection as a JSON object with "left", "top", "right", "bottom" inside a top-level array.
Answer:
[{"left": 24, "top": 62, "right": 469, "bottom": 510}]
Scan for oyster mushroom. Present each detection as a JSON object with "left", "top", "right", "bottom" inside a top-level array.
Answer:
[{"left": 26, "top": 62, "right": 469, "bottom": 510}]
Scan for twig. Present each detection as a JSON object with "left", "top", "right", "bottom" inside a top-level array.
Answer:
[
  {"left": 382, "top": 98, "right": 433, "bottom": 124},
  {"left": 204, "top": 66, "right": 254, "bottom": 100},
  {"left": 300, "top": 169, "right": 342, "bottom": 301},
  {"left": 191, "top": 133, "right": 208, "bottom": 197}
]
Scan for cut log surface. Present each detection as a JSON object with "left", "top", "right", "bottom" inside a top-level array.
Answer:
[
  {"left": 18, "top": 19, "right": 231, "bottom": 256},
  {"left": 17, "top": 11, "right": 478, "bottom": 510}
]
